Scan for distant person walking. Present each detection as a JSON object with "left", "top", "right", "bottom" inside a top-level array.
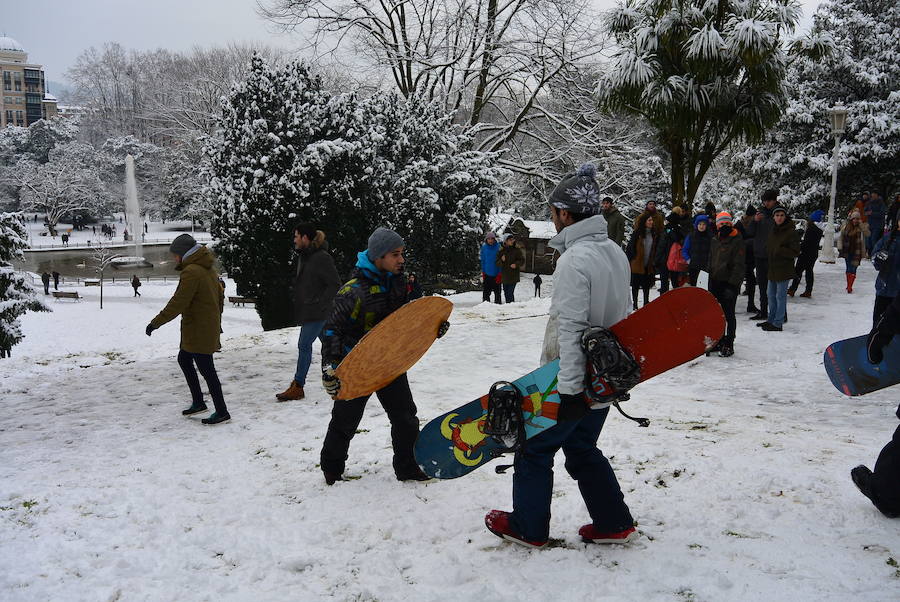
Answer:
[
  {"left": 839, "top": 210, "right": 869, "bottom": 294},
  {"left": 41, "top": 272, "right": 50, "bottom": 295},
  {"left": 788, "top": 210, "right": 825, "bottom": 298},
  {"left": 131, "top": 275, "right": 142, "bottom": 297},
  {"left": 626, "top": 213, "right": 659, "bottom": 309},
  {"left": 601, "top": 197, "right": 625, "bottom": 247},
  {"left": 480, "top": 232, "right": 502, "bottom": 304},
  {"left": 497, "top": 234, "right": 525, "bottom": 303},
  {"left": 406, "top": 274, "right": 423, "bottom": 300},
  {"left": 52, "top": 271, "right": 60, "bottom": 291},
  {"left": 146, "top": 234, "right": 230, "bottom": 425},
  {"left": 533, "top": 274, "right": 543, "bottom": 297}
]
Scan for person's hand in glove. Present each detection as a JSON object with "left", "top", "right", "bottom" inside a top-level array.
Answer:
[
  {"left": 322, "top": 364, "right": 341, "bottom": 399},
  {"left": 557, "top": 392, "right": 588, "bottom": 422},
  {"left": 145, "top": 324, "right": 156, "bottom": 336},
  {"left": 437, "top": 321, "right": 450, "bottom": 339}
]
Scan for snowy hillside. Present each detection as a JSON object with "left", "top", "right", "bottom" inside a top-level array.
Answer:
[{"left": 2, "top": 264, "right": 899, "bottom": 601}]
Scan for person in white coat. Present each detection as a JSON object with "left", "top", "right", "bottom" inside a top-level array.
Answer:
[{"left": 485, "top": 163, "right": 638, "bottom": 548}]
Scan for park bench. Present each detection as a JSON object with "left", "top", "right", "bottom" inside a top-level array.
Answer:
[
  {"left": 84, "top": 280, "right": 100, "bottom": 287},
  {"left": 228, "top": 296, "right": 257, "bottom": 307},
  {"left": 52, "top": 291, "right": 81, "bottom": 302}
]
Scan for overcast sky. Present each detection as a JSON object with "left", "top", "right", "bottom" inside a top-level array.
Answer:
[{"left": 4, "top": 0, "right": 823, "bottom": 86}]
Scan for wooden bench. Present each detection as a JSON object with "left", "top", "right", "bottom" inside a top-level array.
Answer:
[
  {"left": 52, "top": 291, "right": 81, "bottom": 302},
  {"left": 228, "top": 296, "right": 257, "bottom": 307},
  {"left": 84, "top": 280, "right": 100, "bottom": 287}
]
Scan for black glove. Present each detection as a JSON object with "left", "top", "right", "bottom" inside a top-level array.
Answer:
[
  {"left": 557, "top": 392, "right": 588, "bottom": 422},
  {"left": 437, "top": 321, "right": 450, "bottom": 339},
  {"left": 145, "top": 324, "right": 156, "bottom": 336}
]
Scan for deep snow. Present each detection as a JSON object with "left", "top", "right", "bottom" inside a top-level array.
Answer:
[{"left": 2, "top": 263, "right": 899, "bottom": 601}]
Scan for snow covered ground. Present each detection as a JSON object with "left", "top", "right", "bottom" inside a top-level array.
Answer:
[{"left": 2, "top": 263, "right": 899, "bottom": 601}]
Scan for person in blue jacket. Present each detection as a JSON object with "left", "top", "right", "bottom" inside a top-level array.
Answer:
[
  {"left": 682, "top": 215, "right": 712, "bottom": 286},
  {"left": 480, "top": 232, "right": 502, "bottom": 304}
]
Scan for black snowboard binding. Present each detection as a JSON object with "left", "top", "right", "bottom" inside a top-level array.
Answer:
[
  {"left": 581, "top": 327, "right": 649, "bottom": 427},
  {"left": 484, "top": 381, "right": 525, "bottom": 453}
]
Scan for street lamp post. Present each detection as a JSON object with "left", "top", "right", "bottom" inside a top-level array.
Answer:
[{"left": 819, "top": 105, "right": 848, "bottom": 263}]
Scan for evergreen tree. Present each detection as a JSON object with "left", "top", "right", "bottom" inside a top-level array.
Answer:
[
  {"left": 597, "top": 0, "right": 830, "bottom": 208},
  {"left": 0, "top": 213, "right": 49, "bottom": 357},
  {"left": 733, "top": 0, "right": 900, "bottom": 212},
  {"left": 206, "top": 55, "right": 506, "bottom": 330}
]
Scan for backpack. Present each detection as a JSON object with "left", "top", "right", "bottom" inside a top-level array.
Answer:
[{"left": 667, "top": 242, "right": 689, "bottom": 272}]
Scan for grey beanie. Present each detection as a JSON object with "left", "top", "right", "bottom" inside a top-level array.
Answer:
[
  {"left": 367, "top": 227, "right": 405, "bottom": 261},
  {"left": 549, "top": 163, "right": 601, "bottom": 215},
  {"left": 169, "top": 233, "right": 197, "bottom": 256}
]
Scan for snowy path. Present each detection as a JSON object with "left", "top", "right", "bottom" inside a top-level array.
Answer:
[{"left": 2, "top": 264, "right": 899, "bottom": 600}]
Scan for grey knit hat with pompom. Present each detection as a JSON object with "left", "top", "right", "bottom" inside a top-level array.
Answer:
[{"left": 549, "top": 163, "right": 601, "bottom": 215}]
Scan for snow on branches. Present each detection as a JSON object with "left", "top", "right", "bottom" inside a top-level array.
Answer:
[{"left": 0, "top": 213, "right": 49, "bottom": 356}]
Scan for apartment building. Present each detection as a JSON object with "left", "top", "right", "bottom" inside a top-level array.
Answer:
[{"left": 0, "top": 35, "right": 58, "bottom": 127}]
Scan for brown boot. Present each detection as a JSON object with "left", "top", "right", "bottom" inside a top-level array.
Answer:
[{"left": 276, "top": 380, "right": 305, "bottom": 401}]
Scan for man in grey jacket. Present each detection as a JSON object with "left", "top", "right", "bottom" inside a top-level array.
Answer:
[{"left": 485, "top": 164, "right": 637, "bottom": 548}]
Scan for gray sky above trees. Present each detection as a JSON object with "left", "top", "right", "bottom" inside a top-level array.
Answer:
[{"left": 6, "top": 0, "right": 822, "bottom": 85}]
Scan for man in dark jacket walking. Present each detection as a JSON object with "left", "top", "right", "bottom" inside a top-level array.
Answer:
[
  {"left": 276, "top": 223, "right": 342, "bottom": 402},
  {"left": 708, "top": 212, "right": 745, "bottom": 356},
  {"left": 41, "top": 272, "right": 50, "bottom": 295},
  {"left": 788, "top": 210, "right": 824, "bottom": 298},
  {"left": 601, "top": 197, "right": 625, "bottom": 247},
  {"left": 748, "top": 190, "right": 778, "bottom": 320},
  {"left": 760, "top": 206, "right": 800, "bottom": 332},
  {"left": 319, "top": 227, "right": 443, "bottom": 485}
]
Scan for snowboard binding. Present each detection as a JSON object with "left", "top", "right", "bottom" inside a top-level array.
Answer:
[
  {"left": 581, "top": 327, "right": 649, "bottom": 427},
  {"left": 483, "top": 381, "right": 526, "bottom": 454}
]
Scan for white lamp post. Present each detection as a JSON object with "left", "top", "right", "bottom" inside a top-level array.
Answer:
[{"left": 819, "top": 105, "right": 848, "bottom": 263}]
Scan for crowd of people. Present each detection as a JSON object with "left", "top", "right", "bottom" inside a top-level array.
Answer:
[{"left": 140, "top": 178, "right": 900, "bottom": 553}]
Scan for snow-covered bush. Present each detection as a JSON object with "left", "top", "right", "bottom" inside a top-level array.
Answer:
[
  {"left": 205, "top": 55, "right": 507, "bottom": 330},
  {"left": 0, "top": 213, "right": 48, "bottom": 356}
]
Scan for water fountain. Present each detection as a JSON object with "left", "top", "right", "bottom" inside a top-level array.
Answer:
[{"left": 111, "top": 154, "right": 153, "bottom": 269}]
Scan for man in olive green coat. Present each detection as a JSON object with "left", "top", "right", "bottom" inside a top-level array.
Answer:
[
  {"left": 601, "top": 197, "right": 625, "bottom": 247},
  {"left": 761, "top": 206, "right": 801, "bottom": 332},
  {"left": 496, "top": 234, "right": 526, "bottom": 303},
  {"left": 146, "top": 234, "right": 230, "bottom": 424}
]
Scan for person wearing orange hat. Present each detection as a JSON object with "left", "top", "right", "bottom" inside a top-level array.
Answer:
[{"left": 707, "top": 212, "right": 745, "bottom": 356}]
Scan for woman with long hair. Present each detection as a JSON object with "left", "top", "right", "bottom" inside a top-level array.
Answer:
[
  {"left": 839, "top": 210, "right": 869, "bottom": 293},
  {"left": 626, "top": 214, "right": 659, "bottom": 310}
]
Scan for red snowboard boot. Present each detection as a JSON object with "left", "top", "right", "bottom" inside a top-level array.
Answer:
[
  {"left": 578, "top": 524, "right": 639, "bottom": 544},
  {"left": 484, "top": 510, "right": 547, "bottom": 549}
]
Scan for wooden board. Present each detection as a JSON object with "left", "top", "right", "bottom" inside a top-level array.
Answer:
[{"left": 335, "top": 296, "right": 453, "bottom": 400}]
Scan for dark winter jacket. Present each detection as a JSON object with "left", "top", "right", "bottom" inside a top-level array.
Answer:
[
  {"left": 656, "top": 214, "right": 685, "bottom": 270},
  {"left": 603, "top": 207, "right": 625, "bottom": 247},
  {"left": 795, "top": 221, "right": 824, "bottom": 271},
  {"left": 735, "top": 216, "right": 755, "bottom": 268},
  {"left": 150, "top": 245, "right": 224, "bottom": 354},
  {"left": 480, "top": 241, "right": 501, "bottom": 277},
  {"left": 496, "top": 243, "right": 525, "bottom": 285},
  {"left": 321, "top": 251, "right": 408, "bottom": 366},
  {"left": 749, "top": 206, "right": 775, "bottom": 259},
  {"left": 888, "top": 200, "right": 900, "bottom": 232},
  {"left": 874, "top": 234, "right": 900, "bottom": 299},
  {"left": 866, "top": 198, "right": 887, "bottom": 231},
  {"left": 626, "top": 228, "right": 658, "bottom": 275},
  {"left": 407, "top": 280, "right": 423, "bottom": 300},
  {"left": 682, "top": 217, "right": 712, "bottom": 271},
  {"left": 708, "top": 228, "right": 745, "bottom": 289},
  {"left": 292, "top": 244, "right": 342, "bottom": 324},
  {"left": 131, "top": 275, "right": 141, "bottom": 289},
  {"left": 766, "top": 220, "right": 801, "bottom": 282}
]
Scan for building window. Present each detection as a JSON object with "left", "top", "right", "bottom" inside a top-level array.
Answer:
[
  {"left": 4, "top": 110, "right": 12, "bottom": 124},
  {"left": 2, "top": 72, "right": 10, "bottom": 91},
  {"left": 16, "top": 97, "right": 23, "bottom": 104}
]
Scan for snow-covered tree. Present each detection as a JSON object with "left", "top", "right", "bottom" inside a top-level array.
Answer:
[
  {"left": 0, "top": 213, "right": 49, "bottom": 356},
  {"left": 206, "top": 55, "right": 507, "bottom": 330},
  {"left": 597, "top": 0, "right": 832, "bottom": 208},
  {"left": 733, "top": 0, "right": 900, "bottom": 213},
  {"left": 6, "top": 143, "right": 111, "bottom": 229}
]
